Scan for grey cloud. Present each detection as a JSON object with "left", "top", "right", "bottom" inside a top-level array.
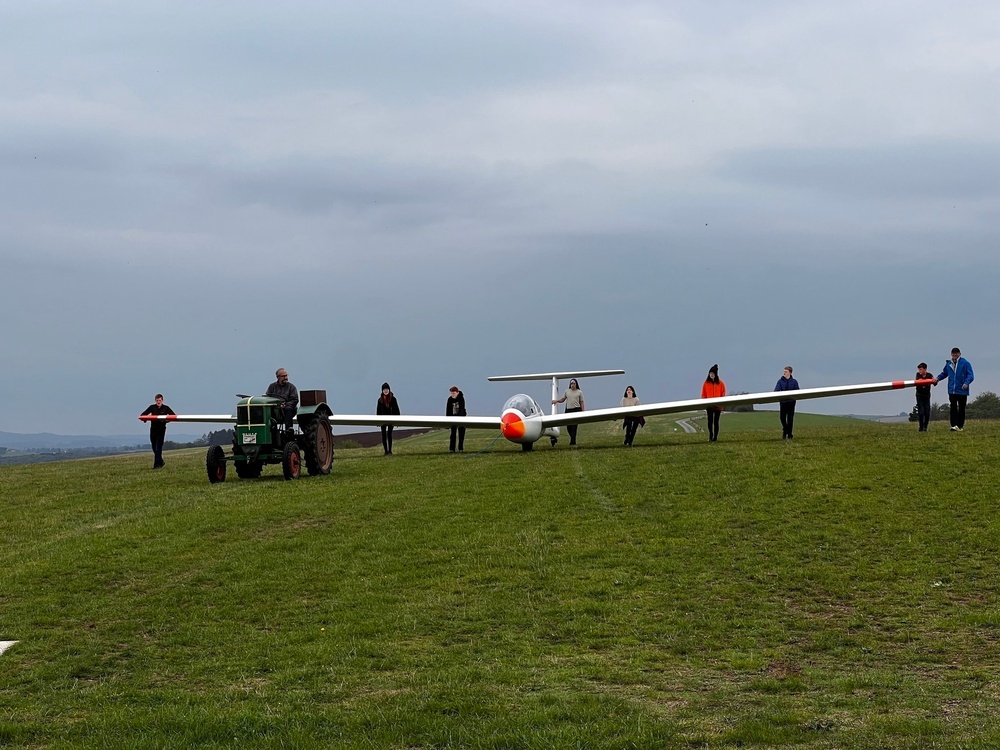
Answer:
[{"left": 718, "top": 141, "right": 1000, "bottom": 200}]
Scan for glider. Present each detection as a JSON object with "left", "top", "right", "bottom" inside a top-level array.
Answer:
[{"left": 140, "top": 370, "right": 934, "bottom": 451}]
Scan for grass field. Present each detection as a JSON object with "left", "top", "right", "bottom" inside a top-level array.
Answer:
[{"left": 2, "top": 416, "right": 999, "bottom": 748}]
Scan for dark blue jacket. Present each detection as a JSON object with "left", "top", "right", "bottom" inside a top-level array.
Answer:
[
  {"left": 937, "top": 357, "right": 974, "bottom": 396},
  {"left": 774, "top": 375, "right": 800, "bottom": 403}
]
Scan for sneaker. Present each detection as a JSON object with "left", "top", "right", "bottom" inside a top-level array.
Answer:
[
  {"left": 957, "top": 427, "right": 964, "bottom": 432},
  {"left": 951, "top": 426, "right": 959, "bottom": 431}
]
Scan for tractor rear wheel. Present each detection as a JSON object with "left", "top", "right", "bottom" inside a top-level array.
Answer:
[
  {"left": 282, "top": 442, "right": 302, "bottom": 480},
  {"left": 305, "top": 418, "right": 334, "bottom": 475},
  {"left": 206, "top": 445, "right": 227, "bottom": 483}
]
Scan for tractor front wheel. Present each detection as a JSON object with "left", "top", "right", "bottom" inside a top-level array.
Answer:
[
  {"left": 282, "top": 442, "right": 302, "bottom": 480},
  {"left": 206, "top": 445, "right": 227, "bottom": 484}
]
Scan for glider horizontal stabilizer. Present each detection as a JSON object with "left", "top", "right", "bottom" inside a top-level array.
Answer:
[{"left": 487, "top": 369, "right": 625, "bottom": 382}]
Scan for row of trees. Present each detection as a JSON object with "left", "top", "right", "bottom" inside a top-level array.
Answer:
[{"left": 908, "top": 391, "right": 1000, "bottom": 422}]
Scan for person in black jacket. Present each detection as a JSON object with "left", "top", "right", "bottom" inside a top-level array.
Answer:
[
  {"left": 446, "top": 386, "right": 467, "bottom": 452},
  {"left": 140, "top": 394, "right": 175, "bottom": 469},
  {"left": 914, "top": 362, "right": 933, "bottom": 432},
  {"left": 376, "top": 382, "right": 400, "bottom": 455}
]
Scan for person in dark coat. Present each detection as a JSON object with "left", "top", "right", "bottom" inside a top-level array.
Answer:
[
  {"left": 140, "top": 393, "right": 175, "bottom": 469},
  {"left": 446, "top": 386, "right": 467, "bottom": 452},
  {"left": 376, "top": 382, "right": 401, "bottom": 455},
  {"left": 774, "top": 365, "right": 800, "bottom": 439}
]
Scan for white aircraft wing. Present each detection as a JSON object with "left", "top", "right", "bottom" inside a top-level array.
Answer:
[
  {"left": 539, "top": 379, "right": 932, "bottom": 427},
  {"left": 140, "top": 413, "right": 500, "bottom": 429},
  {"left": 139, "top": 414, "right": 236, "bottom": 424},
  {"left": 325, "top": 414, "right": 501, "bottom": 429}
]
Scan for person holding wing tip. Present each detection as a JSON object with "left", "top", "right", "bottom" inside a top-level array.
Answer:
[
  {"left": 139, "top": 393, "right": 175, "bottom": 469},
  {"left": 936, "top": 347, "right": 974, "bottom": 431},
  {"left": 914, "top": 362, "right": 933, "bottom": 432}
]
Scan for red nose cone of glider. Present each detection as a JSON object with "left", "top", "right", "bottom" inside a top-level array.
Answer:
[{"left": 501, "top": 411, "right": 526, "bottom": 440}]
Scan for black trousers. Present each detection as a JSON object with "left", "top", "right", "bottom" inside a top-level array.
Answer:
[
  {"left": 916, "top": 395, "right": 931, "bottom": 431},
  {"left": 449, "top": 426, "right": 466, "bottom": 452},
  {"left": 150, "top": 430, "right": 166, "bottom": 467},
  {"left": 380, "top": 425, "right": 394, "bottom": 453},
  {"left": 779, "top": 401, "right": 796, "bottom": 437},
  {"left": 565, "top": 407, "right": 582, "bottom": 444},
  {"left": 706, "top": 410, "right": 721, "bottom": 440},
  {"left": 623, "top": 418, "right": 639, "bottom": 445},
  {"left": 949, "top": 394, "right": 968, "bottom": 429}
]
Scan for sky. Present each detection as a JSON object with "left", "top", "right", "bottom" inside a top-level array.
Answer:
[{"left": 1, "top": 0, "right": 998, "bottom": 436}]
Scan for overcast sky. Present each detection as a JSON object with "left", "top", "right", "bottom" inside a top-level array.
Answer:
[{"left": 2, "top": 0, "right": 997, "bottom": 436}]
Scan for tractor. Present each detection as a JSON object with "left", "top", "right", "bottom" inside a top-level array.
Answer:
[{"left": 205, "top": 390, "right": 334, "bottom": 483}]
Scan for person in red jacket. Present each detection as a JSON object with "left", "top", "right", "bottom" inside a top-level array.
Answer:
[{"left": 700, "top": 364, "right": 726, "bottom": 442}]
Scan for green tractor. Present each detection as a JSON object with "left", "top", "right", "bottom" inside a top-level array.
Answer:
[{"left": 205, "top": 391, "right": 334, "bottom": 483}]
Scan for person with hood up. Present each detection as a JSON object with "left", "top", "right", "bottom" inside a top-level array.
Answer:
[
  {"left": 376, "top": 382, "right": 401, "bottom": 455},
  {"left": 700, "top": 364, "right": 726, "bottom": 442}
]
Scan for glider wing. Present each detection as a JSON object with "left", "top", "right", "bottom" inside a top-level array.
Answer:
[{"left": 539, "top": 379, "right": 933, "bottom": 427}]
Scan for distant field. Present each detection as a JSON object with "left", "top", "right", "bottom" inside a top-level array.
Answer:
[{"left": 2, "top": 419, "right": 999, "bottom": 748}]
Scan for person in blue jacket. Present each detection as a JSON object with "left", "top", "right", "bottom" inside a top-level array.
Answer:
[
  {"left": 936, "top": 347, "right": 974, "bottom": 431},
  {"left": 774, "top": 365, "right": 800, "bottom": 439}
]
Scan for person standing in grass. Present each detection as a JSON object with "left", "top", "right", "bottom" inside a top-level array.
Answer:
[
  {"left": 552, "top": 378, "right": 585, "bottom": 446},
  {"left": 914, "top": 362, "right": 933, "bottom": 432},
  {"left": 377, "top": 382, "right": 401, "bottom": 455},
  {"left": 774, "top": 365, "right": 800, "bottom": 439},
  {"left": 446, "top": 386, "right": 466, "bottom": 453},
  {"left": 936, "top": 347, "right": 974, "bottom": 432},
  {"left": 620, "top": 385, "right": 643, "bottom": 447},
  {"left": 139, "top": 394, "right": 175, "bottom": 469},
  {"left": 700, "top": 364, "right": 726, "bottom": 442}
]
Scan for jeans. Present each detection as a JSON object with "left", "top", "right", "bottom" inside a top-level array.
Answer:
[
  {"left": 380, "top": 425, "right": 394, "bottom": 454},
  {"left": 916, "top": 395, "right": 931, "bottom": 431},
  {"left": 623, "top": 418, "right": 639, "bottom": 446},
  {"left": 449, "top": 426, "right": 466, "bottom": 452}
]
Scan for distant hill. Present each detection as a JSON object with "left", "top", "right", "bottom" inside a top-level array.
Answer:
[{"left": 0, "top": 431, "right": 204, "bottom": 451}]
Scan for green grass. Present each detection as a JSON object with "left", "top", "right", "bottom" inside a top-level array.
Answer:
[{"left": 2, "top": 419, "right": 999, "bottom": 748}]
